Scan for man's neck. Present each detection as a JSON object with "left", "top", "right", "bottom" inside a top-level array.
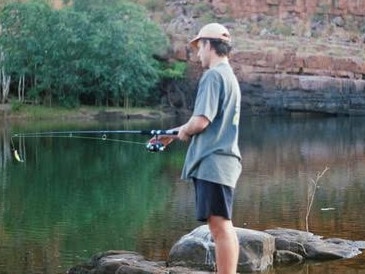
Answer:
[{"left": 209, "top": 56, "right": 228, "bottom": 68}]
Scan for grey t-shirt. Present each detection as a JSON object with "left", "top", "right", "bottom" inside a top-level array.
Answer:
[{"left": 181, "top": 62, "right": 241, "bottom": 188}]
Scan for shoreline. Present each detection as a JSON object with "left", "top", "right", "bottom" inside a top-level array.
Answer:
[{"left": 0, "top": 104, "right": 179, "bottom": 121}]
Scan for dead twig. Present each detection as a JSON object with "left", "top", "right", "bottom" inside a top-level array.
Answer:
[{"left": 306, "top": 166, "right": 330, "bottom": 232}]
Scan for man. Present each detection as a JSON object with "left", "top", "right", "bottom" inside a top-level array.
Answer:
[{"left": 157, "top": 23, "right": 242, "bottom": 274}]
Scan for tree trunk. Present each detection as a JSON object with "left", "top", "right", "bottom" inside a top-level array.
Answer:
[
  {"left": 0, "top": 51, "right": 11, "bottom": 104},
  {"left": 1, "top": 70, "right": 11, "bottom": 104},
  {"left": 18, "top": 75, "right": 25, "bottom": 103}
]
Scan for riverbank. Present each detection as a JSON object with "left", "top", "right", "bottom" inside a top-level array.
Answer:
[{"left": 0, "top": 103, "right": 179, "bottom": 121}]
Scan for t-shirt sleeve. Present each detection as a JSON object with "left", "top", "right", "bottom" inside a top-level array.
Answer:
[{"left": 193, "top": 70, "right": 222, "bottom": 122}]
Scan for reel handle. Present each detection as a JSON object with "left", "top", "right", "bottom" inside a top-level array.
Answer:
[
  {"left": 145, "top": 130, "right": 178, "bottom": 152},
  {"left": 146, "top": 141, "right": 165, "bottom": 152}
]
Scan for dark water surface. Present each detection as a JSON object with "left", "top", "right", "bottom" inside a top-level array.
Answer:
[{"left": 0, "top": 116, "right": 364, "bottom": 273}]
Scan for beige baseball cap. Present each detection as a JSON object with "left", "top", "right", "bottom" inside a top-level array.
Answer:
[{"left": 189, "top": 23, "right": 231, "bottom": 48}]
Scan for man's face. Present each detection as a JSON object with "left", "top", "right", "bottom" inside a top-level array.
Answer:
[{"left": 197, "top": 40, "right": 211, "bottom": 68}]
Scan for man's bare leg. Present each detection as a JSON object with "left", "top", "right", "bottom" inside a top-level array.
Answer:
[{"left": 208, "top": 216, "right": 239, "bottom": 274}]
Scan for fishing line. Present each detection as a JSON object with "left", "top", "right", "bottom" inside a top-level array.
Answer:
[
  {"left": 10, "top": 129, "right": 178, "bottom": 162},
  {"left": 11, "top": 129, "right": 177, "bottom": 138},
  {"left": 12, "top": 134, "right": 147, "bottom": 145}
]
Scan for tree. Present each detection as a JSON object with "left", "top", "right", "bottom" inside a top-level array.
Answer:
[
  {"left": 71, "top": 0, "right": 169, "bottom": 107},
  {"left": 0, "top": 1, "right": 53, "bottom": 103},
  {"left": 0, "top": 0, "right": 169, "bottom": 107},
  {"left": 0, "top": 50, "right": 11, "bottom": 103},
  {"left": 157, "top": 61, "right": 188, "bottom": 108}
]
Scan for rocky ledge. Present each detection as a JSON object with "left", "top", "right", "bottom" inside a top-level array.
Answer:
[
  {"left": 186, "top": 44, "right": 365, "bottom": 116},
  {"left": 164, "top": 0, "right": 365, "bottom": 116},
  {"left": 67, "top": 225, "right": 365, "bottom": 273}
]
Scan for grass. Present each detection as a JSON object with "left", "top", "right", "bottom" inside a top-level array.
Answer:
[{"left": 5, "top": 102, "right": 165, "bottom": 121}]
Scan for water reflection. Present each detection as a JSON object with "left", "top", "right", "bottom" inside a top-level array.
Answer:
[
  {"left": 0, "top": 116, "right": 364, "bottom": 273},
  {"left": 236, "top": 116, "right": 365, "bottom": 237},
  {"left": 235, "top": 116, "right": 365, "bottom": 273}
]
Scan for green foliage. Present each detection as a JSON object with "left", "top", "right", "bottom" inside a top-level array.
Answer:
[
  {"left": 159, "top": 61, "right": 187, "bottom": 80},
  {"left": 10, "top": 100, "right": 23, "bottom": 112},
  {"left": 0, "top": 0, "right": 169, "bottom": 107},
  {"left": 0, "top": 1, "right": 53, "bottom": 81}
]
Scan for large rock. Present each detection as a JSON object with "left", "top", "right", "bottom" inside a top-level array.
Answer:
[
  {"left": 168, "top": 226, "right": 365, "bottom": 272},
  {"left": 236, "top": 227, "right": 275, "bottom": 272},
  {"left": 67, "top": 227, "right": 365, "bottom": 274},
  {"left": 167, "top": 225, "right": 216, "bottom": 271},
  {"left": 265, "top": 228, "right": 365, "bottom": 261},
  {"left": 67, "top": 250, "right": 168, "bottom": 274},
  {"left": 167, "top": 225, "right": 275, "bottom": 272}
]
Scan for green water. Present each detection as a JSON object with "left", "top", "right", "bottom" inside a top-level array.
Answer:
[
  {"left": 1, "top": 116, "right": 365, "bottom": 273},
  {"left": 1, "top": 119, "right": 190, "bottom": 273}
]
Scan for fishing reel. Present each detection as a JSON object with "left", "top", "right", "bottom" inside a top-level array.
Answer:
[
  {"left": 145, "top": 130, "right": 177, "bottom": 152},
  {"left": 146, "top": 139, "right": 165, "bottom": 152}
]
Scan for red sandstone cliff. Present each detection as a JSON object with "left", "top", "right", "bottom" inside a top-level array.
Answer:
[
  {"left": 160, "top": 0, "right": 365, "bottom": 115},
  {"left": 211, "top": 0, "right": 365, "bottom": 18}
]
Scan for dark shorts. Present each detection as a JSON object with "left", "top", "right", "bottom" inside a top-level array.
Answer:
[{"left": 193, "top": 178, "right": 234, "bottom": 222}]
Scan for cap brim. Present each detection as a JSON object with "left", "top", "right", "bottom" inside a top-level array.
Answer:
[
  {"left": 189, "top": 35, "right": 200, "bottom": 48},
  {"left": 189, "top": 36, "right": 231, "bottom": 49}
]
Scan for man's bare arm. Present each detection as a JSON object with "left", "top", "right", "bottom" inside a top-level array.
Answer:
[{"left": 178, "top": 115, "right": 210, "bottom": 141}]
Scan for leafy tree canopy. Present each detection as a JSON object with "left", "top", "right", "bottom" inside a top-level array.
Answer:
[{"left": 0, "top": 0, "right": 170, "bottom": 107}]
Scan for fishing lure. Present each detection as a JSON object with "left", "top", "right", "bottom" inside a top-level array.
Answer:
[{"left": 13, "top": 149, "right": 24, "bottom": 162}]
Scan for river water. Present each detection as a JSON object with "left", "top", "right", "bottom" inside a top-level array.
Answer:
[{"left": 0, "top": 115, "right": 364, "bottom": 273}]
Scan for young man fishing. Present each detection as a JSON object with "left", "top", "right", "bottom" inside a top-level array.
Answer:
[{"left": 156, "top": 23, "right": 242, "bottom": 274}]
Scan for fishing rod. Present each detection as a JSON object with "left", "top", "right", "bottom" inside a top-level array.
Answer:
[{"left": 11, "top": 129, "right": 178, "bottom": 162}]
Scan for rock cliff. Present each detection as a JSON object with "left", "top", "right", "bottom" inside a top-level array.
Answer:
[
  {"left": 211, "top": 0, "right": 365, "bottom": 18},
  {"left": 159, "top": 0, "right": 365, "bottom": 115}
]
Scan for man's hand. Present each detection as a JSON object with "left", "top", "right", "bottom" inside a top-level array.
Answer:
[
  {"left": 178, "top": 115, "right": 210, "bottom": 141},
  {"left": 177, "top": 125, "right": 192, "bottom": 141},
  {"left": 147, "top": 130, "right": 179, "bottom": 151},
  {"left": 148, "top": 135, "right": 176, "bottom": 147}
]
